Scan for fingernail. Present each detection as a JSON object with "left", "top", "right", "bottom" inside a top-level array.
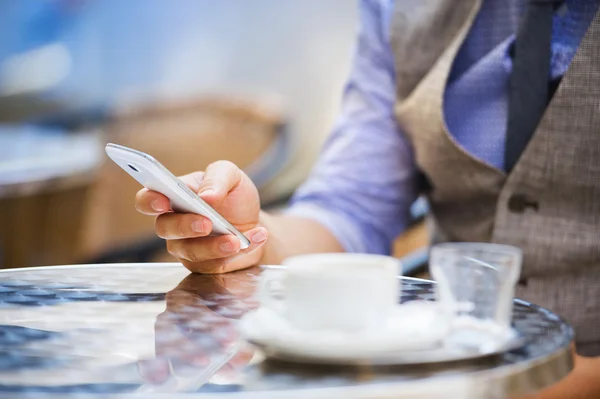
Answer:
[
  {"left": 199, "top": 189, "right": 215, "bottom": 198},
  {"left": 251, "top": 230, "right": 267, "bottom": 244},
  {"left": 191, "top": 220, "right": 204, "bottom": 233},
  {"left": 151, "top": 200, "right": 164, "bottom": 212},
  {"left": 220, "top": 241, "right": 235, "bottom": 253}
]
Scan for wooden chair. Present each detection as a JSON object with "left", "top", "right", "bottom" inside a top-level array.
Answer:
[{"left": 0, "top": 131, "right": 101, "bottom": 268}]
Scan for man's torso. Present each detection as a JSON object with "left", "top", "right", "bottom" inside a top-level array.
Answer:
[{"left": 388, "top": 0, "right": 600, "bottom": 355}]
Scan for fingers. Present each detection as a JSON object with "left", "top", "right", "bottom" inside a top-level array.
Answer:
[
  {"left": 168, "top": 227, "right": 268, "bottom": 274},
  {"left": 134, "top": 162, "right": 263, "bottom": 275},
  {"left": 195, "top": 161, "right": 242, "bottom": 203},
  {"left": 168, "top": 234, "right": 241, "bottom": 263},
  {"left": 135, "top": 188, "right": 170, "bottom": 215},
  {"left": 155, "top": 213, "right": 213, "bottom": 240}
]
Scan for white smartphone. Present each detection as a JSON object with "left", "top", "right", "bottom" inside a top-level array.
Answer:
[{"left": 105, "top": 143, "right": 251, "bottom": 249}]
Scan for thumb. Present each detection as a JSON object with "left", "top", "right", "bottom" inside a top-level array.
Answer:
[{"left": 196, "top": 161, "right": 242, "bottom": 203}]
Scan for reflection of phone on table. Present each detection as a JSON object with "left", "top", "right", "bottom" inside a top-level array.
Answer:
[{"left": 105, "top": 143, "right": 250, "bottom": 249}]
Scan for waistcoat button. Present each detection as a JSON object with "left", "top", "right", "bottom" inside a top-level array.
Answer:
[{"left": 508, "top": 194, "right": 539, "bottom": 213}]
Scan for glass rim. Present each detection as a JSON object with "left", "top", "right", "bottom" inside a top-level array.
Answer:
[{"left": 431, "top": 242, "right": 522, "bottom": 256}]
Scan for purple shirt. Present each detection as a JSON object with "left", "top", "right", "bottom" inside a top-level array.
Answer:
[{"left": 286, "top": 0, "right": 598, "bottom": 255}]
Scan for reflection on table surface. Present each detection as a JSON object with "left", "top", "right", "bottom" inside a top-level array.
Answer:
[{"left": 0, "top": 263, "right": 573, "bottom": 397}]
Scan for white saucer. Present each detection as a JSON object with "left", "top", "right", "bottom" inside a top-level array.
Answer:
[
  {"left": 240, "top": 302, "right": 524, "bottom": 365},
  {"left": 240, "top": 301, "right": 455, "bottom": 364}
]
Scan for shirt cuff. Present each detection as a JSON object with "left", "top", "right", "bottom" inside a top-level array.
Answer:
[{"left": 283, "top": 202, "right": 368, "bottom": 254}]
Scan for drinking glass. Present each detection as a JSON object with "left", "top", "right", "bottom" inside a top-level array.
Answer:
[{"left": 430, "top": 243, "right": 522, "bottom": 330}]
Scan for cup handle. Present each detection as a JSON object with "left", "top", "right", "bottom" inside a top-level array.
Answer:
[{"left": 258, "top": 270, "right": 285, "bottom": 314}]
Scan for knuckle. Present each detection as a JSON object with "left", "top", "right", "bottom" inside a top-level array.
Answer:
[
  {"left": 181, "top": 259, "right": 218, "bottom": 274},
  {"left": 182, "top": 244, "right": 200, "bottom": 263},
  {"left": 223, "top": 160, "right": 241, "bottom": 178},
  {"left": 210, "top": 241, "right": 226, "bottom": 258},
  {"left": 166, "top": 240, "right": 177, "bottom": 257},
  {"left": 178, "top": 171, "right": 205, "bottom": 191},
  {"left": 210, "top": 160, "right": 239, "bottom": 176},
  {"left": 191, "top": 171, "right": 205, "bottom": 189},
  {"left": 155, "top": 217, "right": 169, "bottom": 238},
  {"left": 177, "top": 216, "right": 188, "bottom": 237},
  {"left": 219, "top": 160, "right": 237, "bottom": 169},
  {"left": 211, "top": 159, "right": 232, "bottom": 168},
  {"left": 199, "top": 177, "right": 217, "bottom": 188}
]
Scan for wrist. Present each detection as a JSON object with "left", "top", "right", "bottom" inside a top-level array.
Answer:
[{"left": 256, "top": 211, "right": 278, "bottom": 265}]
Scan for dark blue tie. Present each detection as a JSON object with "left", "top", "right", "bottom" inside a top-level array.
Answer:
[{"left": 505, "top": 0, "right": 564, "bottom": 172}]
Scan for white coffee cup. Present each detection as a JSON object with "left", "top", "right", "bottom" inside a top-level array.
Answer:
[{"left": 259, "top": 253, "right": 400, "bottom": 333}]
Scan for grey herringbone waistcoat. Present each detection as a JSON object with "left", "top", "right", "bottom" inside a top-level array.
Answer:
[{"left": 390, "top": 0, "right": 600, "bottom": 355}]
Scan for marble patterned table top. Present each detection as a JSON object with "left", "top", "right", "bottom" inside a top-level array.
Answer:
[{"left": 0, "top": 263, "right": 574, "bottom": 398}]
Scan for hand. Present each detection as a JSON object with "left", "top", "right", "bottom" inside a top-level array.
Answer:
[
  {"left": 137, "top": 269, "right": 259, "bottom": 385},
  {"left": 135, "top": 161, "right": 268, "bottom": 273}
]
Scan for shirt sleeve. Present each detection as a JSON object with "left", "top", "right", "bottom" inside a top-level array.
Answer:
[{"left": 285, "top": 0, "right": 418, "bottom": 255}]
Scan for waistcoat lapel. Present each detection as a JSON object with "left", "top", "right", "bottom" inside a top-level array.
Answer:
[
  {"left": 391, "top": 0, "right": 506, "bottom": 243},
  {"left": 391, "top": 0, "right": 481, "bottom": 102}
]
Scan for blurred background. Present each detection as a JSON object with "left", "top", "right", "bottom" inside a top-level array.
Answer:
[{"left": 0, "top": 0, "right": 426, "bottom": 269}]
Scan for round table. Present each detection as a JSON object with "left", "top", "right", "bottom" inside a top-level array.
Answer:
[{"left": 0, "top": 263, "right": 573, "bottom": 398}]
